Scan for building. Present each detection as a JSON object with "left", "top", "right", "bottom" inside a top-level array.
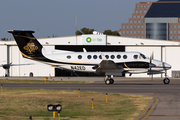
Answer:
[
  {"left": 120, "top": 0, "right": 180, "bottom": 41},
  {"left": 1, "top": 33, "right": 180, "bottom": 78}
]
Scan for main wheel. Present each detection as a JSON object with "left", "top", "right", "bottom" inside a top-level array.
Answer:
[
  {"left": 163, "top": 78, "right": 170, "bottom": 84},
  {"left": 105, "top": 79, "right": 110, "bottom": 85},
  {"left": 110, "top": 79, "right": 114, "bottom": 84}
]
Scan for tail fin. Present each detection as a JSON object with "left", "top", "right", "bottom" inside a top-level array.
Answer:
[{"left": 7, "top": 30, "right": 43, "bottom": 58}]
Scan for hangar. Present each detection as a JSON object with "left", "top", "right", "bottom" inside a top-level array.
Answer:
[{"left": 0, "top": 32, "right": 180, "bottom": 78}]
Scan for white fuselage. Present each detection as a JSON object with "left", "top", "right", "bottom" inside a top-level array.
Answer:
[{"left": 41, "top": 49, "right": 171, "bottom": 75}]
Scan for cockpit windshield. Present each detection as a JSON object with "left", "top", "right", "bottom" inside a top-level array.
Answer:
[{"left": 140, "top": 53, "right": 146, "bottom": 59}]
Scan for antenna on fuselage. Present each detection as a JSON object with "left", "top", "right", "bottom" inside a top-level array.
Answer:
[{"left": 83, "top": 48, "right": 87, "bottom": 52}]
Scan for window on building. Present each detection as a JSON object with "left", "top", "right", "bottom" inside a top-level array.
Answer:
[
  {"left": 138, "top": 36, "right": 140, "bottom": 38},
  {"left": 133, "top": 15, "right": 136, "bottom": 18},
  {"left": 122, "top": 25, "right": 125, "bottom": 29},
  {"left": 126, "top": 25, "right": 129, "bottom": 29},
  {"left": 141, "top": 36, "right": 144, "bottom": 38},
  {"left": 137, "top": 21, "right": 141, "bottom": 23},
  {"left": 178, "top": 31, "right": 180, "bottom": 34},
  {"left": 137, "top": 15, "right": 140, "bottom": 18},
  {"left": 174, "top": 31, "right": 177, "bottom": 34},
  {"left": 130, "top": 20, "right": 133, "bottom": 23},
  {"left": 178, "top": 36, "right": 180, "bottom": 39},
  {"left": 134, "top": 31, "right": 136, "bottom": 34},
  {"left": 134, "top": 36, "right": 136, "bottom": 38},
  {"left": 137, "top": 25, "right": 140, "bottom": 29},
  {"left": 141, "top": 15, "right": 144, "bottom": 18},
  {"left": 144, "top": 5, "right": 146, "bottom": 8},
  {"left": 140, "top": 10, "right": 142, "bottom": 13},
  {"left": 174, "top": 25, "right": 177, "bottom": 29},
  {"left": 122, "top": 31, "right": 125, "bottom": 34},
  {"left": 134, "top": 25, "right": 136, "bottom": 29},
  {"left": 137, "top": 31, "right": 140, "bottom": 34},
  {"left": 174, "top": 36, "right": 177, "bottom": 39},
  {"left": 170, "top": 25, "right": 173, "bottom": 29},
  {"left": 130, "top": 25, "right": 132, "bottom": 29},
  {"left": 170, "top": 31, "right": 173, "bottom": 34},
  {"left": 170, "top": 36, "right": 173, "bottom": 39},
  {"left": 144, "top": 10, "right": 147, "bottom": 13},
  {"left": 140, "top": 5, "right": 143, "bottom": 8},
  {"left": 141, "top": 31, "right": 144, "bottom": 34},
  {"left": 141, "top": 25, "right": 144, "bottom": 29},
  {"left": 178, "top": 25, "right": 180, "bottom": 28},
  {"left": 147, "top": 5, "right": 150, "bottom": 8},
  {"left": 136, "top": 10, "right": 138, "bottom": 13},
  {"left": 137, "top": 5, "right": 139, "bottom": 8},
  {"left": 134, "top": 20, "right": 137, "bottom": 23},
  {"left": 130, "top": 31, "right": 132, "bottom": 34},
  {"left": 126, "top": 31, "right": 129, "bottom": 34}
]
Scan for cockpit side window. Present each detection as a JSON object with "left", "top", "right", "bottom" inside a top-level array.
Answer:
[
  {"left": 133, "top": 55, "right": 138, "bottom": 59},
  {"left": 140, "top": 54, "right": 146, "bottom": 59}
]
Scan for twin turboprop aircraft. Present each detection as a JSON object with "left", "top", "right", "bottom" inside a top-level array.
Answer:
[{"left": 7, "top": 30, "right": 171, "bottom": 85}]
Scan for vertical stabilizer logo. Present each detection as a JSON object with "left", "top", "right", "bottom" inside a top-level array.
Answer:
[
  {"left": 86, "top": 37, "right": 91, "bottom": 43},
  {"left": 23, "top": 40, "right": 38, "bottom": 54}
]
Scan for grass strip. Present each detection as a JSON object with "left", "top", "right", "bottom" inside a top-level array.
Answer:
[
  {"left": 0, "top": 79, "right": 94, "bottom": 84},
  {"left": 0, "top": 89, "right": 152, "bottom": 120}
]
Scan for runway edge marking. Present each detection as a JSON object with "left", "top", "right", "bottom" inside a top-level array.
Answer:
[{"left": 135, "top": 97, "right": 159, "bottom": 120}]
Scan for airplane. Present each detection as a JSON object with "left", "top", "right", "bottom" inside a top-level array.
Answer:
[
  {"left": 7, "top": 30, "right": 171, "bottom": 85},
  {"left": 0, "top": 62, "right": 32, "bottom": 77}
]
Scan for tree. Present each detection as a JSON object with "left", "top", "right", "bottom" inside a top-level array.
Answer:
[
  {"left": 1, "top": 38, "right": 9, "bottom": 41},
  {"left": 75, "top": 27, "right": 95, "bottom": 35},
  {"left": 75, "top": 30, "right": 82, "bottom": 35},
  {"left": 103, "top": 30, "right": 120, "bottom": 36}
]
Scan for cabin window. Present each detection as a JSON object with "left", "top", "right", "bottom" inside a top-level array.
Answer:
[
  {"left": 93, "top": 55, "right": 97, "bottom": 59},
  {"left": 87, "top": 55, "right": 92, "bottom": 59},
  {"left": 105, "top": 55, "right": 109, "bottom": 59},
  {"left": 134, "top": 55, "right": 138, "bottom": 59},
  {"left": 78, "top": 55, "right": 82, "bottom": 59},
  {"left": 117, "top": 55, "right": 121, "bottom": 59},
  {"left": 111, "top": 55, "right": 115, "bottom": 59},
  {"left": 123, "top": 55, "right": 127, "bottom": 59},
  {"left": 99, "top": 55, "right": 102, "bottom": 59},
  {"left": 67, "top": 55, "right": 71, "bottom": 59}
]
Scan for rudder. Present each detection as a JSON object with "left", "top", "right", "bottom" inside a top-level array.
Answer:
[{"left": 7, "top": 30, "right": 43, "bottom": 58}]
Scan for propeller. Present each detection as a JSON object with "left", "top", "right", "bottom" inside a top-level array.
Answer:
[{"left": 149, "top": 52, "right": 155, "bottom": 80}]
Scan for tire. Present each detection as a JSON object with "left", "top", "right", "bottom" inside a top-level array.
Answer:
[
  {"left": 163, "top": 78, "right": 170, "bottom": 84},
  {"left": 105, "top": 79, "right": 110, "bottom": 85},
  {"left": 110, "top": 79, "right": 114, "bottom": 84}
]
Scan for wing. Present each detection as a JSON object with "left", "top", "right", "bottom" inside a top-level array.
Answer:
[
  {"left": 95, "top": 60, "right": 123, "bottom": 73},
  {"left": 9, "top": 63, "right": 33, "bottom": 66}
]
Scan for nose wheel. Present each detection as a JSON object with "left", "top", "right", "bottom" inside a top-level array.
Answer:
[{"left": 163, "top": 78, "right": 170, "bottom": 84}]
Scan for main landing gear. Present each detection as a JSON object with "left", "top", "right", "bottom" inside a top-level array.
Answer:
[{"left": 104, "top": 76, "right": 114, "bottom": 85}]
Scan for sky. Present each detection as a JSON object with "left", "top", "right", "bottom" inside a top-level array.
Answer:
[{"left": 0, "top": 0, "right": 157, "bottom": 39}]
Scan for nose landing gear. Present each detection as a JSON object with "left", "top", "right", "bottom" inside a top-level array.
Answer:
[{"left": 163, "top": 71, "right": 170, "bottom": 84}]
